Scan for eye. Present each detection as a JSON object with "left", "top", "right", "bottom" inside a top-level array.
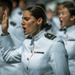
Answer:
[{"left": 22, "top": 17, "right": 30, "bottom": 21}]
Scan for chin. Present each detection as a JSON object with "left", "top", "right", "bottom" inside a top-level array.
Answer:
[
  {"left": 24, "top": 32, "right": 29, "bottom": 35},
  {"left": 24, "top": 33, "right": 27, "bottom": 35},
  {"left": 24, "top": 31, "right": 27, "bottom": 35},
  {"left": 61, "top": 25, "right": 65, "bottom": 28}
]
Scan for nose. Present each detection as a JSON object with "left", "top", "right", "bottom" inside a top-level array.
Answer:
[
  {"left": 21, "top": 19, "right": 25, "bottom": 26},
  {"left": 59, "top": 13, "right": 63, "bottom": 18}
]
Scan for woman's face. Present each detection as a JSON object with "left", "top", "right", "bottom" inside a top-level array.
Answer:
[
  {"left": 19, "top": 1, "right": 26, "bottom": 10},
  {"left": 22, "top": 10, "right": 40, "bottom": 36},
  {"left": 59, "top": 7, "right": 72, "bottom": 28}
]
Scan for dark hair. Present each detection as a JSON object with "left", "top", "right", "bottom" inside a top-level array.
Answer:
[
  {"left": 25, "top": 6, "right": 48, "bottom": 30},
  {"left": 0, "top": 1, "right": 6, "bottom": 8},
  {"left": 10, "top": 0, "right": 19, "bottom": 8},
  {"left": 20, "top": 0, "right": 27, "bottom": 4},
  {"left": 0, "top": 0, "right": 12, "bottom": 16},
  {"left": 62, "top": 2, "right": 75, "bottom": 16}
]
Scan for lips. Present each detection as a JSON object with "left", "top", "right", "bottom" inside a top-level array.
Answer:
[
  {"left": 60, "top": 20, "right": 66, "bottom": 28},
  {"left": 22, "top": 26, "right": 26, "bottom": 31},
  {"left": 60, "top": 20, "right": 63, "bottom": 25},
  {"left": 24, "top": 28, "right": 26, "bottom": 31}
]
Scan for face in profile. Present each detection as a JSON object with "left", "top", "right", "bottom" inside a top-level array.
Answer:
[{"left": 21, "top": 10, "right": 39, "bottom": 36}]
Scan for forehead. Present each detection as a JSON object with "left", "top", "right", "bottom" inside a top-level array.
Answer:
[
  {"left": 22, "top": 10, "right": 36, "bottom": 20},
  {"left": 23, "top": 10, "right": 31, "bottom": 16},
  {"left": 60, "top": 7, "right": 70, "bottom": 13}
]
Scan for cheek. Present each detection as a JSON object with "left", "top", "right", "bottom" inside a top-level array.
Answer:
[
  {"left": 30, "top": 22, "right": 37, "bottom": 30},
  {"left": 63, "top": 15, "right": 67, "bottom": 19},
  {"left": 27, "top": 21, "right": 37, "bottom": 30},
  {"left": 63, "top": 14, "right": 70, "bottom": 20},
  {"left": 64, "top": 17, "right": 70, "bottom": 23}
]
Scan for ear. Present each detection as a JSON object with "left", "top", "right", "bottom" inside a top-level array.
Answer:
[
  {"left": 37, "top": 17, "right": 43, "bottom": 25},
  {"left": 70, "top": 16, "right": 75, "bottom": 21}
]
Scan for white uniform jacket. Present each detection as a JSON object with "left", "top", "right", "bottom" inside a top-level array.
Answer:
[
  {"left": 57, "top": 25, "right": 75, "bottom": 75},
  {"left": 0, "top": 29, "right": 69, "bottom": 75},
  {"left": 0, "top": 19, "right": 24, "bottom": 75}
]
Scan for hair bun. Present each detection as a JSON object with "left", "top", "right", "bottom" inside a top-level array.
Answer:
[{"left": 44, "top": 23, "right": 52, "bottom": 31}]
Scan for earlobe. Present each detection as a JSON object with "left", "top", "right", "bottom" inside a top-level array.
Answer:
[
  {"left": 70, "top": 16, "right": 75, "bottom": 21},
  {"left": 37, "top": 17, "right": 43, "bottom": 25}
]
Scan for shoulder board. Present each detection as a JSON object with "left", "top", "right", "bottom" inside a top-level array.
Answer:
[
  {"left": 10, "top": 21, "right": 16, "bottom": 26},
  {"left": 18, "top": 12, "right": 22, "bottom": 15},
  {"left": 45, "top": 33, "right": 56, "bottom": 40}
]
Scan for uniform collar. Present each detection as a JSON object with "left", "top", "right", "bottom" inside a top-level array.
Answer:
[
  {"left": 26, "top": 29, "right": 46, "bottom": 41},
  {"left": 32, "top": 28, "right": 46, "bottom": 41},
  {"left": 59, "top": 27, "right": 67, "bottom": 34},
  {"left": 66, "top": 25, "right": 75, "bottom": 33},
  {"left": 59, "top": 27, "right": 66, "bottom": 31},
  {"left": 27, "top": 29, "right": 46, "bottom": 46}
]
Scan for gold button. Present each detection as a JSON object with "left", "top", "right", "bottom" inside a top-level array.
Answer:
[
  {"left": 27, "top": 58, "right": 29, "bottom": 61},
  {"left": 31, "top": 50, "right": 32, "bottom": 53}
]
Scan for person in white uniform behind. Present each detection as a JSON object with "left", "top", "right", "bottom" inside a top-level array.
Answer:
[
  {"left": 0, "top": 1, "right": 24, "bottom": 75},
  {"left": 57, "top": 1, "right": 75, "bottom": 75}
]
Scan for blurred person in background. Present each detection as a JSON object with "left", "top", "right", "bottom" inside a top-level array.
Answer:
[
  {"left": 73, "top": 0, "right": 75, "bottom": 6},
  {"left": 10, "top": 0, "right": 19, "bottom": 14},
  {"left": 54, "top": 3, "right": 63, "bottom": 16},
  {"left": 9, "top": 0, "right": 26, "bottom": 48},
  {"left": 0, "top": 0, "right": 26, "bottom": 48},
  {"left": 46, "top": 1, "right": 60, "bottom": 35},
  {"left": 0, "top": 0, "right": 12, "bottom": 35},
  {"left": 0, "top": 1, "right": 24, "bottom": 75},
  {"left": 57, "top": 1, "right": 75, "bottom": 75},
  {"left": 10, "top": 0, "right": 28, "bottom": 26},
  {"left": 11, "top": 0, "right": 28, "bottom": 16},
  {"left": 10, "top": 1, "right": 28, "bottom": 46}
]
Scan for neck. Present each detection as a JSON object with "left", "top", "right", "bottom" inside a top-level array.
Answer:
[
  {"left": 62, "top": 22, "right": 75, "bottom": 28},
  {"left": 31, "top": 29, "right": 41, "bottom": 37},
  {"left": 30, "top": 26, "right": 41, "bottom": 37}
]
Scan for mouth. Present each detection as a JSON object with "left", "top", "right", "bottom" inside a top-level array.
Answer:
[
  {"left": 22, "top": 26, "right": 26, "bottom": 32},
  {"left": 60, "top": 20, "right": 66, "bottom": 28},
  {"left": 60, "top": 20, "right": 63, "bottom": 25}
]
